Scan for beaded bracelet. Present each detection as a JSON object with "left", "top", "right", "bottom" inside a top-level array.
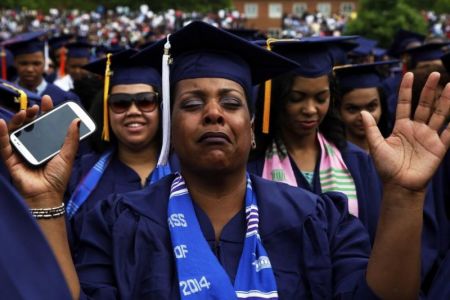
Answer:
[{"left": 29, "top": 203, "right": 65, "bottom": 219}]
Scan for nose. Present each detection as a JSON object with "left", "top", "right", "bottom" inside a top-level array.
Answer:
[
  {"left": 127, "top": 102, "right": 142, "bottom": 114},
  {"left": 25, "top": 64, "right": 34, "bottom": 72},
  {"left": 301, "top": 99, "right": 317, "bottom": 115},
  {"left": 203, "top": 100, "right": 224, "bottom": 125}
]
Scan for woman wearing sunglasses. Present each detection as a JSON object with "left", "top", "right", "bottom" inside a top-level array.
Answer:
[
  {"left": 1, "top": 22, "right": 450, "bottom": 299},
  {"left": 64, "top": 49, "right": 172, "bottom": 254}
]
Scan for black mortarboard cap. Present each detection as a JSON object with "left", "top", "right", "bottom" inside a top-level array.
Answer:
[
  {"left": 404, "top": 42, "right": 450, "bottom": 65},
  {"left": 334, "top": 60, "right": 401, "bottom": 89},
  {"left": 3, "top": 31, "right": 47, "bottom": 56},
  {"left": 388, "top": 29, "right": 425, "bottom": 58}
]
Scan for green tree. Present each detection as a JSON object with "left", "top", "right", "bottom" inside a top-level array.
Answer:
[{"left": 344, "top": 0, "right": 427, "bottom": 48}]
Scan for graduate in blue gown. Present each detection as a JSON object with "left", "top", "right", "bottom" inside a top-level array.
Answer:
[
  {"left": 1, "top": 21, "right": 450, "bottom": 300},
  {"left": 334, "top": 60, "right": 449, "bottom": 295},
  {"left": 54, "top": 41, "right": 93, "bottom": 93},
  {"left": 65, "top": 49, "right": 173, "bottom": 254},
  {"left": 333, "top": 61, "right": 400, "bottom": 151},
  {"left": 247, "top": 39, "right": 382, "bottom": 243},
  {"left": 3, "top": 31, "right": 81, "bottom": 106},
  {"left": 0, "top": 175, "right": 72, "bottom": 299},
  {"left": 0, "top": 80, "right": 41, "bottom": 180}
]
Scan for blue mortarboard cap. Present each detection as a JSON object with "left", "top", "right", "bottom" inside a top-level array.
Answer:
[
  {"left": 388, "top": 29, "right": 425, "bottom": 58},
  {"left": 316, "top": 37, "right": 358, "bottom": 66},
  {"left": 0, "top": 175, "right": 71, "bottom": 299},
  {"left": 133, "top": 21, "right": 300, "bottom": 166},
  {"left": 3, "top": 31, "right": 47, "bottom": 56},
  {"left": 334, "top": 60, "right": 401, "bottom": 89},
  {"left": 225, "top": 28, "right": 267, "bottom": 41},
  {"left": 83, "top": 48, "right": 161, "bottom": 89},
  {"left": 0, "top": 79, "right": 41, "bottom": 114},
  {"left": 261, "top": 36, "right": 357, "bottom": 78},
  {"left": 373, "top": 47, "right": 387, "bottom": 58},
  {"left": 405, "top": 42, "right": 450, "bottom": 65},
  {"left": 350, "top": 37, "right": 378, "bottom": 57},
  {"left": 48, "top": 34, "right": 74, "bottom": 50},
  {"left": 441, "top": 52, "right": 450, "bottom": 73},
  {"left": 134, "top": 21, "right": 299, "bottom": 93},
  {"left": 66, "top": 41, "right": 92, "bottom": 58}
]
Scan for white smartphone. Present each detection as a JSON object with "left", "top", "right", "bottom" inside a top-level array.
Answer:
[{"left": 10, "top": 101, "right": 96, "bottom": 166}]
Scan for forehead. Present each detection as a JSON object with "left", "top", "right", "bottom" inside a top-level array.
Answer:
[
  {"left": 14, "top": 51, "right": 44, "bottom": 61},
  {"left": 291, "top": 75, "right": 330, "bottom": 93},
  {"left": 111, "top": 83, "right": 154, "bottom": 94},
  {"left": 67, "top": 57, "right": 90, "bottom": 65},
  {"left": 174, "top": 77, "right": 246, "bottom": 95},
  {"left": 342, "top": 87, "right": 380, "bottom": 104}
]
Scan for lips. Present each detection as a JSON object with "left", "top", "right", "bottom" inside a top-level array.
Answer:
[
  {"left": 198, "top": 132, "right": 231, "bottom": 144},
  {"left": 297, "top": 120, "right": 318, "bottom": 129},
  {"left": 124, "top": 119, "right": 146, "bottom": 127}
]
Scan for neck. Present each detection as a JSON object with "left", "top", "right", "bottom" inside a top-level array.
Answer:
[
  {"left": 117, "top": 142, "right": 159, "bottom": 186},
  {"left": 347, "top": 135, "right": 369, "bottom": 153},
  {"left": 281, "top": 128, "right": 317, "bottom": 150},
  {"left": 281, "top": 129, "right": 319, "bottom": 172},
  {"left": 19, "top": 78, "right": 42, "bottom": 92},
  {"left": 181, "top": 167, "right": 247, "bottom": 241}
]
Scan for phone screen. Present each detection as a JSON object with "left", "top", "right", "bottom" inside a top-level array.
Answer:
[{"left": 13, "top": 104, "right": 91, "bottom": 162}]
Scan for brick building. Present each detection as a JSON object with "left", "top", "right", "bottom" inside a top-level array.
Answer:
[{"left": 232, "top": 0, "right": 358, "bottom": 34}]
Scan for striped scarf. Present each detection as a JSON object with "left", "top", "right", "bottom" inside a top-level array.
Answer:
[
  {"left": 262, "top": 132, "right": 358, "bottom": 217},
  {"left": 168, "top": 173, "right": 278, "bottom": 299}
]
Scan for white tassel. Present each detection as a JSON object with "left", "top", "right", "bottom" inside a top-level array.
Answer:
[
  {"left": 44, "top": 41, "right": 50, "bottom": 73},
  {"left": 157, "top": 34, "right": 172, "bottom": 166}
]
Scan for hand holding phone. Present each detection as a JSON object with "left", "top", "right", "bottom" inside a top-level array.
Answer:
[
  {"left": 0, "top": 103, "right": 81, "bottom": 204},
  {"left": 9, "top": 101, "right": 96, "bottom": 166}
]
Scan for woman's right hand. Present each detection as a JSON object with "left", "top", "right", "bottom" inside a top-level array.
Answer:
[{"left": 0, "top": 95, "right": 80, "bottom": 207}]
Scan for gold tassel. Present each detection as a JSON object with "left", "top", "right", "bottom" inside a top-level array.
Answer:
[
  {"left": 262, "top": 38, "right": 278, "bottom": 134},
  {"left": 2, "top": 82, "right": 27, "bottom": 110},
  {"left": 102, "top": 53, "right": 112, "bottom": 141}
]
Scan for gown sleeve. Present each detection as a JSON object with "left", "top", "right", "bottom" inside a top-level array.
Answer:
[
  {"left": 310, "top": 191, "right": 380, "bottom": 299},
  {"left": 76, "top": 188, "right": 177, "bottom": 299}
]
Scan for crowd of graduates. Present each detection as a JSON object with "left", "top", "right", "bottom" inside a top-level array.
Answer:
[{"left": 0, "top": 11, "right": 449, "bottom": 300}]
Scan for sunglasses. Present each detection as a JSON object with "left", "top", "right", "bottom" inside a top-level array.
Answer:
[{"left": 108, "top": 92, "right": 159, "bottom": 113}]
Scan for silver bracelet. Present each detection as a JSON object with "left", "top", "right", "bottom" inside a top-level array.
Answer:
[{"left": 29, "top": 203, "right": 65, "bottom": 219}]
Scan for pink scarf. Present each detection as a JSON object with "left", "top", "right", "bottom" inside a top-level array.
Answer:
[{"left": 262, "top": 132, "right": 359, "bottom": 217}]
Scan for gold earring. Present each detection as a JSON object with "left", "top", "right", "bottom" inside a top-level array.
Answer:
[{"left": 251, "top": 132, "right": 256, "bottom": 149}]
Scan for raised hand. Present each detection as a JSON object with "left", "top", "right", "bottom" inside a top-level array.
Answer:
[
  {"left": 0, "top": 96, "right": 80, "bottom": 206},
  {"left": 362, "top": 72, "right": 450, "bottom": 192}
]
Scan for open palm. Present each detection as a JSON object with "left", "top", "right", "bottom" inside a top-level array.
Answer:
[{"left": 363, "top": 72, "right": 450, "bottom": 191}]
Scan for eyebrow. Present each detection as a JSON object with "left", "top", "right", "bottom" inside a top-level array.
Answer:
[
  {"left": 177, "top": 87, "right": 245, "bottom": 99},
  {"left": 345, "top": 99, "right": 379, "bottom": 108}
]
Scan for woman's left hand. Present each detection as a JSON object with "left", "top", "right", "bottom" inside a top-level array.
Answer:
[{"left": 363, "top": 72, "right": 450, "bottom": 192}]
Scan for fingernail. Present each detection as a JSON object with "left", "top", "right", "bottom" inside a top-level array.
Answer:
[{"left": 77, "top": 120, "right": 81, "bottom": 128}]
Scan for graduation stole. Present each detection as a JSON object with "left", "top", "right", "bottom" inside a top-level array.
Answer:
[
  {"left": 66, "top": 149, "right": 171, "bottom": 219},
  {"left": 262, "top": 132, "right": 359, "bottom": 217},
  {"left": 168, "top": 173, "right": 279, "bottom": 299}
]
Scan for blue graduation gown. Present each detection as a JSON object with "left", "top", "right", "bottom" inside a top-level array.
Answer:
[
  {"left": 426, "top": 249, "right": 450, "bottom": 300},
  {"left": 247, "top": 142, "right": 382, "bottom": 243},
  {"left": 0, "top": 176, "right": 71, "bottom": 299},
  {"left": 76, "top": 174, "right": 378, "bottom": 299},
  {"left": 422, "top": 151, "right": 450, "bottom": 297},
  {"left": 66, "top": 151, "right": 158, "bottom": 254},
  {"left": 41, "top": 82, "right": 81, "bottom": 106}
]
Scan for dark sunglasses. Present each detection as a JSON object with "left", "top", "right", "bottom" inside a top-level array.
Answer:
[{"left": 108, "top": 92, "right": 159, "bottom": 113}]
